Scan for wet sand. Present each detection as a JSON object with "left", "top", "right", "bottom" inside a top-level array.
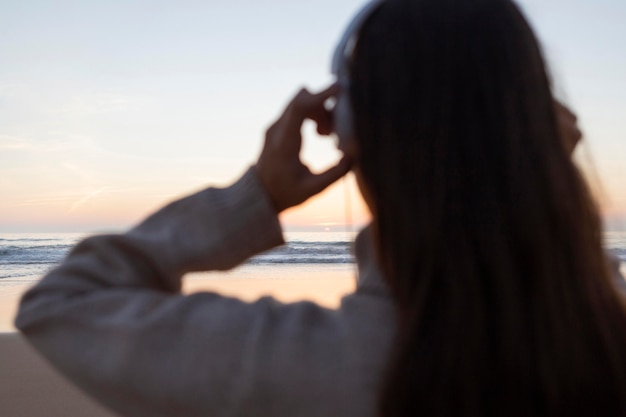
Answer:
[{"left": 0, "top": 266, "right": 355, "bottom": 416}]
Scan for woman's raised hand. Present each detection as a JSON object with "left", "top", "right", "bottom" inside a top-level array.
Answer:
[{"left": 256, "top": 84, "right": 352, "bottom": 213}]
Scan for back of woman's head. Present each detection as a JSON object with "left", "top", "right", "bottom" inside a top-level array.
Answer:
[{"left": 348, "top": 0, "right": 626, "bottom": 415}]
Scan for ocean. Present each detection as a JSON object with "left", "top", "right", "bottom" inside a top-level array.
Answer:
[
  {"left": 1, "top": 231, "right": 625, "bottom": 286},
  {"left": 0, "top": 231, "right": 357, "bottom": 286}
]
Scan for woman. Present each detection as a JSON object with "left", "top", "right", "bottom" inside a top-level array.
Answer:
[{"left": 16, "top": 0, "right": 626, "bottom": 416}]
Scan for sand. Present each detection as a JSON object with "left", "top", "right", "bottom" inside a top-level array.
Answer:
[
  {"left": 4, "top": 263, "right": 623, "bottom": 416},
  {"left": 0, "top": 268, "right": 356, "bottom": 416},
  {"left": 0, "top": 284, "right": 27, "bottom": 333},
  {"left": 0, "top": 333, "right": 117, "bottom": 417},
  {"left": 185, "top": 267, "right": 356, "bottom": 306}
]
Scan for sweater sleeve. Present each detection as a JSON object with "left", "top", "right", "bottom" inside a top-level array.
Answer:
[{"left": 14, "top": 167, "right": 286, "bottom": 417}]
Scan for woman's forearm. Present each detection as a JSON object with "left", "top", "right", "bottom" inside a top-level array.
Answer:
[{"left": 14, "top": 167, "right": 284, "bottom": 417}]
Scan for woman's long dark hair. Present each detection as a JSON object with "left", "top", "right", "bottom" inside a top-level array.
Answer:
[{"left": 349, "top": 0, "right": 626, "bottom": 416}]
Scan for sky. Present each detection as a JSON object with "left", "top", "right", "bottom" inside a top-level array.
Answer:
[{"left": 0, "top": 0, "right": 625, "bottom": 233}]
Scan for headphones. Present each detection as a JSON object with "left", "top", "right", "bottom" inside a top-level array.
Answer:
[{"left": 331, "top": 1, "right": 384, "bottom": 150}]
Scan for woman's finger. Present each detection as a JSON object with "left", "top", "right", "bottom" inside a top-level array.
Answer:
[
  {"left": 281, "top": 84, "right": 341, "bottom": 134},
  {"left": 302, "top": 156, "right": 352, "bottom": 197}
]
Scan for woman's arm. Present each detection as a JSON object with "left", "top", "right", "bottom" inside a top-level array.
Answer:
[
  {"left": 15, "top": 168, "right": 287, "bottom": 417},
  {"left": 15, "top": 84, "right": 352, "bottom": 417}
]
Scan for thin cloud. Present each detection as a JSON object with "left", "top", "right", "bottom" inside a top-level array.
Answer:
[
  {"left": 0, "top": 133, "right": 234, "bottom": 168},
  {"left": 69, "top": 187, "right": 110, "bottom": 213},
  {"left": 13, "top": 187, "right": 178, "bottom": 208},
  {"left": 15, "top": 196, "right": 83, "bottom": 206},
  {"left": 0, "top": 135, "right": 96, "bottom": 152},
  {"left": 62, "top": 162, "right": 95, "bottom": 183},
  {"left": 49, "top": 91, "right": 133, "bottom": 116}
]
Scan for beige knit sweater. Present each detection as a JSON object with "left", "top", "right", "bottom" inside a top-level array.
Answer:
[{"left": 15, "top": 168, "right": 396, "bottom": 417}]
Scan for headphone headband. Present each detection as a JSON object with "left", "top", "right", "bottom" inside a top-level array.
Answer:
[{"left": 331, "top": 1, "right": 384, "bottom": 81}]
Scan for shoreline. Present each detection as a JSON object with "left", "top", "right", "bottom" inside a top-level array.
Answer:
[
  {"left": 1, "top": 263, "right": 625, "bottom": 416},
  {"left": 0, "top": 264, "right": 357, "bottom": 332},
  {"left": 0, "top": 266, "right": 356, "bottom": 416}
]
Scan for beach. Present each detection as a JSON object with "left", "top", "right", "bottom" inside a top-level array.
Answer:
[
  {"left": 0, "top": 265, "right": 357, "bottom": 331},
  {"left": 0, "top": 265, "right": 356, "bottom": 416},
  {"left": 1, "top": 229, "right": 625, "bottom": 416}
]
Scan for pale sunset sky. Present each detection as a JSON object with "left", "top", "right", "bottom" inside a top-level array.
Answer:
[{"left": 1, "top": 0, "right": 625, "bottom": 233}]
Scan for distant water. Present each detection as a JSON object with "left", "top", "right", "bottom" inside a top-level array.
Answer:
[
  {"left": 0, "top": 233, "right": 86, "bottom": 285},
  {"left": 0, "top": 232, "right": 357, "bottom": 286},
  {"left": 605, "top": 232, "right": 626, "bottom": 265},
  {"left": 1, "top": 231, "right": 625, "bottom": 286}
]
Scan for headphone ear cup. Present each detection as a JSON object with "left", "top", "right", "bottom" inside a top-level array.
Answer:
[
  {"left": 331, "top": 1, "right": 384, "bottom": 150},
  {"left": 333, "top": 89, "right": 355, "bottom": 152}
]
